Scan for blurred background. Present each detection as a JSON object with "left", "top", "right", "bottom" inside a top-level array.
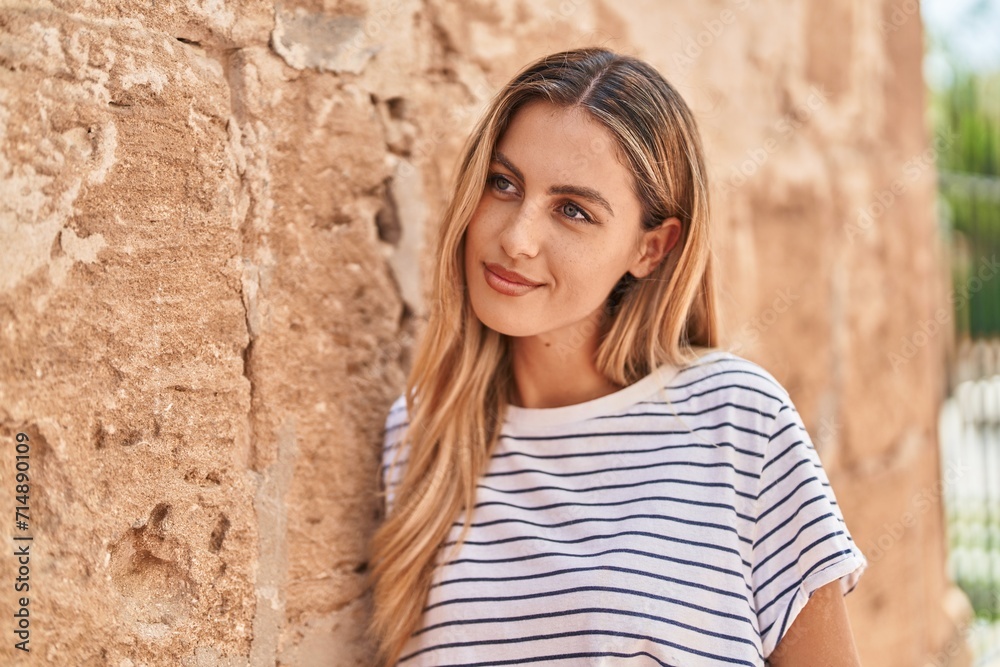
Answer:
[
  {"left": 0, "top": 0, "right": 998, "bottom": 665},
  {"left": 926, "top": 0, "right": 1000, "bottom": 665}
]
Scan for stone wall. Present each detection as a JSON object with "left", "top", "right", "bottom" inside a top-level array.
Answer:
[{"left": 0, "top": 0, "right": 968, "bottom": 665}]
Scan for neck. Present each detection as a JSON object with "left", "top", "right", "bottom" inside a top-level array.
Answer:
[{"left": 508, "top": 306, "right": 622, "bottom": 409}]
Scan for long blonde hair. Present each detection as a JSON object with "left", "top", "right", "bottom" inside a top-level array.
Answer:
[{"left": 366, "top": 47, "right": 719, "bottom": 666}]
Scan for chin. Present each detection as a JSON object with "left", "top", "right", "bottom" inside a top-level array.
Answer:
[
  {"left": 470, "top": 303, "right": 536, "bottom": 337},
  {"left": 467, "top": 289, "right": 538, "bottom": 337}
]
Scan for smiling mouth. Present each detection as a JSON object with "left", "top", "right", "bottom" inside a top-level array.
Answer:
[{"left": 484, "top": 265, "right": 543, "bottom": 297}]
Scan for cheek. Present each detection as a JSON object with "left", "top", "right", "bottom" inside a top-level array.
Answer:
[
  {"left": 465, "top": 231, "right": 486, "bottom": 274},
  {"left": 465, "top": 197, "right": 495, "bottom": 249},
  {"left": 466, "top": 198, "right": 513, "bottom": 264},
  {"left": 553, "top": 246, "right": 631, "bottom": 299},
  {"left": 556, "top": 245, "right": 617, "bottom": 278}
]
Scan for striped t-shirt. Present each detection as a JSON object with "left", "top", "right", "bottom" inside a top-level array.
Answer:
[{"left": 379, "top": 350, "right": 867, "bottom": 666}]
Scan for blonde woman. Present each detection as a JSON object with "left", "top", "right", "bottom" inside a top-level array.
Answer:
[{"left": 368, "top": 48, "right": 867, "bottom": 667}]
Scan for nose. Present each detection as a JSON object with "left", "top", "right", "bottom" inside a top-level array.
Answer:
[{"left": 499, "top": 198, "right": 543, "bottom": 259}]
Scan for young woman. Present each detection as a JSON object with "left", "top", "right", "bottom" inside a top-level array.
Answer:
[{"left": 368, "top": 48, "right": 867, "bottom": 667}]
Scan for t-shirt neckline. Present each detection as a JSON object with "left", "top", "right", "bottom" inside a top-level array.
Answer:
[{"left": 503, "top": 362, "right": 684, "bottom": 429}]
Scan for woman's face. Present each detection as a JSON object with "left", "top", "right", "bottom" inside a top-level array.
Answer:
[{"left": 464, "top": 100, "right": 677, "bottom": 339}]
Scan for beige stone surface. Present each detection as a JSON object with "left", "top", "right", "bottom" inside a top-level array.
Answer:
[{"left": 0, "top": 0, "right": 965, "bottom": 665}]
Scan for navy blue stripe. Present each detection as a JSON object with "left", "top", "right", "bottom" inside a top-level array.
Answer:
[
  {"left": 408, "top": 649, "right": 679, "bottom": 667},
  {"left": 639, "top": 380, "right": 783, "bottom": 411},
  {"left": 759, "top": 548, "right": 858, "bottom": 638},
  {"left": 444, "top": 514, "right": 753, "bottom": 547},
  {"left": 648, "top": 362, "right": 784, "bottom": 399},
  {"left": 752, "top": 496, "right": 827, "bottom": 552},
  {"left": 442, "top": 526, "right": 753, "bottom": 558},
  {"left": 756, "top": 537, "right": 847, "bottom": 615},
  {"left": 478, "top": 476, "right": 758, "bottom": 501},
  {"left": 417, "top": 601, "right": 761, "bottom": 656},
  {"left": 683, "top": 351, "right": 734, "bottom": 367},
  {"left": 384, "top": 452, "right": 769, "bottom": 490},
  {"left": 753, "top": 514, "right": 840, "bottom": 584},
  {"left": 390, "top": 424, "right": 780, "bottom": 467},
  {"left": 504, "top": 420, "right": 771, "bottom": 443},
  {"left": 460, "top": 495, "right": 754, "bottom": 524},
  {"left": 484, "top": 458, "right": 760, "bottom": 481},
  {"left": 441, "top": 546, "right": 752, "bottom": 588},
  {"left": 776, "top": 596, "right": 798, "bottom": 653},
  {"left": 424, "top": 584, "right": 756, "bottom": 629},
  {"left": 408, "top": 612, "right": 762, "bottom": 666},
  {"left": 382, "top": 444, "right": 764, "bottom": 479},
  {"left": 761, "top": 439, "right": 801, "bottom": 473},
  {"left": 403, "top": 632, "right": 756, "bottom": 667},
  {"left": 382, "top": 419, "right": 408, "bottom": 434},
  {"left": 767, "top": 419, "right": 799, "bottom": 446},
  {"left": 756, "top": 477, "right": 813, "bottom": 525},
  {"left": 666, "top": 353, "right": 733, "bottom": 379},
  {"left": 432, "top": 563, "right": 753, "bottom": 607},
  {"left": 596, "top": 399, "right": 777, "bottom": 422},
  {"left": 493, "top": 439, "right": 764, "bottom": 461},
  {"left": 382, "top": 457, "right": 408, "bottom": 474},
  {"left": 757, "top": 459, "right": 819, "bottom": 504}
]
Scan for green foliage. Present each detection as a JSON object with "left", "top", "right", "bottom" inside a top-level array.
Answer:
[
  {"left": 933, "top": 68, "right": 1000, "bottom": 338},
  {"left": 936, "top": 71, "right": 1000, "bottom": 176}
]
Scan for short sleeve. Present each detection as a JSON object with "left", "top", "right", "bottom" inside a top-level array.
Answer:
[
  {"left": 751, "top": 396, "right": 868, "bottom": 659},
  {"left": 380, "top": 394, "right": 410, "bottom": 517}
]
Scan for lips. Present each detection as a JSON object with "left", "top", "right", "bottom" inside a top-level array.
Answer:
[
  {"left": 483, "top": 263, "right": 544, "bottom": 297},
  {"left": 484, "top": 263, "right": 543, "bottom": 286}
]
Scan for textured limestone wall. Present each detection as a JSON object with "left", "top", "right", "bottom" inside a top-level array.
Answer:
[{"left": 0, "top": 0, "right": 965, "bottom": 665}]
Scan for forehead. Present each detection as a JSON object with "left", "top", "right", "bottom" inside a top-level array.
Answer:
[{"left": 495, "top": 101, "right": 639, "bottom": 207}]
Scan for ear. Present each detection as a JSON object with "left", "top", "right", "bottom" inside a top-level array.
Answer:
[{"left": 628, "top": 217, "right": 682, "bottom": 279}]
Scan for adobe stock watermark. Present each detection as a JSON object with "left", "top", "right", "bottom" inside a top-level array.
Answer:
[
  {"left": 887, "top": 254, "right": 1000, "bottom": 372},
  {"left": 553, "top": 304, "right": 613, "bottom": 363},
  {"left": 863, "top": 460, "right": 969, "bottom": 564},
  {"left": 670, "top": 0, "right": 752, "bottom": 73},
  {"left": 338, "top": 0, "right": 410, "bottom": 66},
  {"left": 845, "top": 130, "right": 958, "bottom": 244},
  {"left": 922, "top": 595, "right": 998, "bottom": 667},
  {"left": 540, "top": 0, "right": 587, "bottom": 24},
  {"left": 811, "top": 415, "right": 842, "bottom": 456},
  {"left": 879, "top": 0, "right": 919, "bottom": 35},
  {"left": 717, "top": 86, "right": 829, "bottom": 195},
  {"left": 726, "top": 287, "right": 800, "bottom": 355}
]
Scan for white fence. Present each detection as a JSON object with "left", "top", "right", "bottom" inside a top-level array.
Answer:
[{"left": 940, "top": 337, "right": 1000, "bottom": 666}]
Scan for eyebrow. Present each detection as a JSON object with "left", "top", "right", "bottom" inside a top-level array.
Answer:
[{"left": 491, "top": 149, "right": 616, "bottom": 217}]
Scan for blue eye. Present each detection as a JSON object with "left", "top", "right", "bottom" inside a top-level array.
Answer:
[
  {"left": 561, "top": 201, "right": 593, "bottom": 223},
  {"left": 489, "top": 174, "right": 515, "bottom": 193},
  {"left": 487, "top": 173, "right": 595, "bottom": 224}
]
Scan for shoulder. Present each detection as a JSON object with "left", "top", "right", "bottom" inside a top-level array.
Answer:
[
  {"left": 380, "top": 393, "right": 410, "bottom": 461},
  {"left": 383, "top": 392, "right": 409, "bottom": 430},
  {"left": 674, "top": 349, "right": 792, "bottom": 409},
  {"left": 380, "top": 393, "right": 412, "bottom": 495}
]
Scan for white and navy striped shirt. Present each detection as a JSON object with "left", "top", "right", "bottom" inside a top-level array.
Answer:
[{"left": 380, "top": 350, "right": 867, "bottom": 666}]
